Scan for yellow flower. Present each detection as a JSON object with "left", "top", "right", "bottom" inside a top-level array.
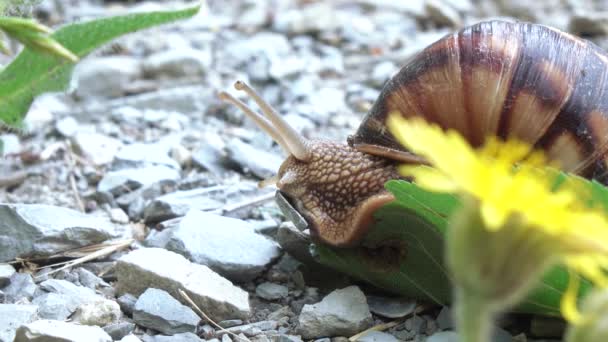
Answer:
[{"left": 387, "top": 114, "right": 608, "bottom": 323}]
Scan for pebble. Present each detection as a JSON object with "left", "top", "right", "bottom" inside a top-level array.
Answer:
[
  {"left": 117, "top": 293, "right": 138, "bottom": 316},
  {"left": 71, "top": 299, "right": 122, "bottom": 326},
  {"left": 14, "top": 319, "right": 112, "bottom": 342},
  {"left": 97, "top": 165, "right": 180, "bottom": 196},
  {"left": 55, "top": 116, "right": 79, "bottom": 138},
  {"left": 120, "top": 335, "right": 143, "bottom": 342},
  {"left": 436, "top": 306, "right": 454, "bottom": 330},
  {"left": 0, "top": 264, "right": 15, "bottom": 287},
  {"left": 223, "top": 320, "right": 278, "bottom": 336},
  {"left": 103, "top": 322, "right": 136, "bottom": 340},
  {"left": 142, "top": 332, "right": 204, "bottom": 342},
  {"left": 72, "top": 132, "right": 123, "bottom": 166},
  {"left": 298, "top": 286, "right": 373, "bottom": 339},
  {"left": 164, "top": 210, "right": 281, "bottom": 282},
  {"left": 34, "top": 279, "right": 107, "bottom": 321},
  {"left": 110, "top": 208, "right": 131, "bottom": 224},
  {"left": 143, "top": 48, "right": 212, "bottom": 78},
  {"left": 425, "top": 0, "right": 462, "bottom": 27},
  {"left": 366, "top": 295, "right": 416, "bottom": 319},
  {"left": 357, "top": 331, "right": 400, "bottom": 342},
  {"left": 2, "top": 273, "right": 37, "bottom": 304},
  {"left": 115, "top": 248, "right": 251, "bottom": 321},
  {"left": 113, "top": 142, "right": 181, "bottom": 170},
  {"left": 0, "top": 304, "right": 39, "bottom": 342},
  {"left": 142, "top": 188, "right": 223, "bottom": 223},
  {"left": 256, "top": 282, "right": 289, "bottom": 301},
  {"left": 0, "top": 204, "right": 120, "bottom": 263},
  {"left": 73, "top": 56, "right": 142, "bottom": 99},
  {"left": 0, "top": 134, "right": 20, "bottom": 156},
  {"left": 133, "top": 288, "right": 199, "bottom": 335},
  {"left": 224, "top": 138, "right": 283, "bottom": 179}
]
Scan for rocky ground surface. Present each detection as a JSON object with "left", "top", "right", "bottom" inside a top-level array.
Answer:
[{"left": 1, "top": 0, "right": 607, "bottom": 341}]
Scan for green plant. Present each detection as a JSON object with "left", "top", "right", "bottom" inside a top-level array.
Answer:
[{"left": 0, "top": 2, "right": 200, "bottom": 130}]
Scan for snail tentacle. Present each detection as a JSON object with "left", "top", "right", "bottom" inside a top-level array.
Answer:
[{"left": 234, "top": 80, "right": 312, "bottom": 162}]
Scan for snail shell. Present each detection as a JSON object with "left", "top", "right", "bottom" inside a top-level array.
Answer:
[{"left": 354, "top": 20, "right": 608, "bottom": 182}]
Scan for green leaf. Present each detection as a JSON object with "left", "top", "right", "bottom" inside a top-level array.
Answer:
[
  {"left": 315, "top": 178, "right": 596, "bottom": 316},
  {"left": 0, "top": 4, "right": 200, "bottom": 129}
]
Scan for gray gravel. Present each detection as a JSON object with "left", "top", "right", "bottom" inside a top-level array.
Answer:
[
  {"left": 133, "top": 288, "right": 199, "bottom": 335},
  {"left": 0, "top": 0, "right": 596, "bottom": 340}
]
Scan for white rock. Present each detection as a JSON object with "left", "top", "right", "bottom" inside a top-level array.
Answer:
[
  {"left": 14, "top": 320, "right": 112, "bottom": 342},
  {"left": 165, "top": 210, "right": 281, "bottom": 282},
  {"left": 298, "top": 286, "right": 373, "bottom": 339},
  {"left": 120, "top": 335, "right": 142, "bottom": 342},
  {"left": 72, "top": 299, "right": 122, "bottom": 326},
  {"left": 73, "top": 56, "right": 141, "bottom": 99},
  {"left": 143, "top": 188, "right": 223, "bottom": 223},
  {"left": 0, "top": 134, "right": 20, "bottom": 156},
  {"left": 55, "top": 116, "right": 79, "bottom": 138},
  {"left": 113, "top": 142, "right": 181, "bottom": 170},
  {"left": 115, "top": 248, "right": 250, "bottom": 321},
  {"left": 72, "top": 132, "right": 123, "bottom": 166},
  {"left": 97, "top": 165, "right": 180, "bottom": 196},
  {"left": 0, "top": 304, "right": 38, "bottom": 342}
]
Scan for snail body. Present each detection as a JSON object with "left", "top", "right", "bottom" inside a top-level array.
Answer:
[{"left": 221, "top": 20, "right": 608, "bottom": 247}]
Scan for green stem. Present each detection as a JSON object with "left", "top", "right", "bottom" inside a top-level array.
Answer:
[{"left": 455, "top": 288, "right": 494, "bottom": 342}]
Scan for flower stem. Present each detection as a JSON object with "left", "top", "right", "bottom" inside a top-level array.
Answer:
[{"left": 455, "top": 288, "right": 494, "bottom": 342}]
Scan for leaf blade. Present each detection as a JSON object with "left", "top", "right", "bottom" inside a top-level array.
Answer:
[{"left": 0, "top": 5, "right": 200, "bottom": 128}]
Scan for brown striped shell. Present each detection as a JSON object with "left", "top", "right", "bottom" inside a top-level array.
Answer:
[{"left": 353, "top": 20, "right": 608, "bottom": 183}]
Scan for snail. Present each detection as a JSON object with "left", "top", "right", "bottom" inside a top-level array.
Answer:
[{"left": 219, "top": 20, "right": 608, "bottom": 248}]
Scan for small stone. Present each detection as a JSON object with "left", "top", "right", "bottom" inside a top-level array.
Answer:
[
  {"left": 2, "top": 273, "right": 37, "bottom": 303},
  {"left": 436, "top": 306, "right": 454, "bottom": 330},
  {"left": 72, "top": 299, "right": 122, "bottom": 326},
  {"left": 120, "top": 335, "right": 143, "bottom": 342},
  {"left": 133, "top": 288, "right": 199, "bottom": 335},
  {"left": 14, "top": 320, "right": 112, "bottom": 342},
  {"left": 143, "top": 48, "right": 212, "bottom": 78},
  {"left": 33, "top": 293, "right": 77, "bottom": 320},
  {"left": 73, "top": 56, "right": 142, "bottom": 99},
  {"left": 142, "top": 332, "right": 204, "bottom": 342},
  {"left": 165, "top": 210, "right": 281, "bottom": 282},
  {"left": 219, "top": 320, "right": 243, "bottom": 328},
  {"left": 115, "top": 248, "right": 250, "bottom": 321},
  {"left": 298, "top": 286, "right": 373, "bottom": 339},
  {"left": 224, "top": 320, "right": 278, "bottom": 336},
  {"left": 143, "top": 188, "right": 223, "bottom": 223},
  {"left": 0, "top": 134, "right": 20, "bottom": 156},
  {"left": 256, "top": 282, "right": 289, "bottom": 301},
  {"left": 366, "top": 295, "right": 416, "bottom": 319},
  {"left": 72, "top": 132, "right": 123, "bottom": 166},
  {"left": 357, "top": 331, "right": 399, "bottom": 342},
  {"left": 110, "top": 208, "right": 130, "bottom": 224},
  {"left": 0, "top": 204, "right": 121, "bottom": 263},
  {"left": 97, "top": 165, "right": 180, "bottom": 196},
  {"left": 225, "top": 138, "right": 282, "bottom": 179},
  {"left": 273, "top": 2, "right": 338, "bottom": 34},
  {"left": 0, "top": 264, "right": 15, "bottom": 287},
  {"left": 113, "top": 142, "right": 181, "bottom": 170},
  {"left": 117, "top": 293, "right": 138, "bottom": 316},
  {"left": 426, "top": 331, "right": 459, "bottom": 342},
  {"left": 55, "top": 116, "right": 79, "bottom": 138},
  {"left": 103, "top": 322, "right": 135, "bottom": 340},
  {"left": 370, "top": 61, "right": 397, "bottom": 87},
  {"left": 0, "top": 304, "right": 38, "bottom": 342}
]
